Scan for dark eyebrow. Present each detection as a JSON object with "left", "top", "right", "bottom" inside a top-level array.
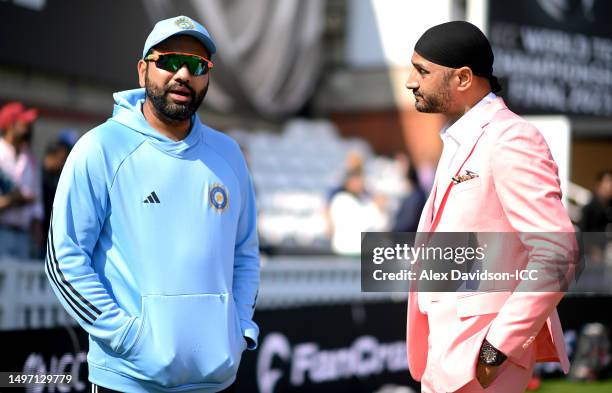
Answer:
[{"left": 412, "top": 61, "right": 429, "bottom": 73}]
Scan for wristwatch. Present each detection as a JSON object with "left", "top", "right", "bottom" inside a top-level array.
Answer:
[{"left": 478, "top": 339, "right": 508, "bottom": 366}]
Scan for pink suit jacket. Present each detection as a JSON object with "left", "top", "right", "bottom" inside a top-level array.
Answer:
[{"left": 406, "top": 97, "right": 576, "bottom": 392}]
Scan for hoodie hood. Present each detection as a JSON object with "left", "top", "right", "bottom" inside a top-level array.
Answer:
[{"left": 110, "top": 88, "right": 204, "bottom": 157}]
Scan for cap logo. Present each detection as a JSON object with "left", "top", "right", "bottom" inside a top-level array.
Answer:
[{"left": 175, "top": 17, "right": 195, "bottom": 30}]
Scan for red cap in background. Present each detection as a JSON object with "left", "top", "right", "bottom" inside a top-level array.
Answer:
[{"left": 0, "top": 102, "right": 38, "bottom": 130}]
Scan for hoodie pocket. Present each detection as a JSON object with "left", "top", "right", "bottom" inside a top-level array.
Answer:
[{"left": 117, "top": 293, "right": 244, "bottom": 388}]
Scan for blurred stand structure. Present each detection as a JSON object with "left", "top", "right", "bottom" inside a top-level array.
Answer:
[{"left": 229, "top": 119, "right": 402, "bottom": 254}]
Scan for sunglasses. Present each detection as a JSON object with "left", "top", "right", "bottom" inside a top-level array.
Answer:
[{"left": 144, "top": 51, "right": 214, "bottom": 76}]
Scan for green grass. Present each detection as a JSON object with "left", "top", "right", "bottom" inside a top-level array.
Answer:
[{"left": 537, "top": 380, "right": 612, "bottom": 393}]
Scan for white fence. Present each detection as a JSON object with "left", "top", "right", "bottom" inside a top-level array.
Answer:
[
  {"left": 0, "top": 256, "right": 401, "bottom": 331},
  {"left": 3, "top": 253, "right": 609, "bottom": 331},
  {"left": 0, "top": 259, "right": 76, "bottom": 330}
]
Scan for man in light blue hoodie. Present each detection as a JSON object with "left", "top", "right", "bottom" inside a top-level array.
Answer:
[{"left": 46, "top": 15, "right": 260, "bottom": 393}]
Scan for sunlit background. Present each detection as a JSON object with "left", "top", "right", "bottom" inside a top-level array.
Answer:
[{"left": 0, "top": 0, "right": 611, "bottom": 392}]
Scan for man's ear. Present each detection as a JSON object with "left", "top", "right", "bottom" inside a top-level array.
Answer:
[
  {"left": 456, "top": 66, "right": 473, "bottom": 92},
  {"left": 138, "top": 60, "right": 147, "bottom": 88}
]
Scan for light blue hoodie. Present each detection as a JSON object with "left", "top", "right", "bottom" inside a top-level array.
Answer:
[{"left": 46, "top": 89, "right": 260, "bottom": 392}]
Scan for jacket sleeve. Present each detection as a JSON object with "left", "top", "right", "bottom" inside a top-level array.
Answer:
[
  {"left": 46, "top": 134, "right": 138, "bottom": 355},
  {"left": 232, "top": 165, "right": 260, "bottom": 350},
  {"left": 485, "top": 122, "right": 577, "bottom": 363}
]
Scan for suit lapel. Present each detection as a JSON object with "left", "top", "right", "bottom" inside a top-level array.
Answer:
[
  {"left": 446, "top": 128, "right": 486, "bottom": 186},
  {"left": 423, "top": 97, "right": 507, "bottom": 232}
]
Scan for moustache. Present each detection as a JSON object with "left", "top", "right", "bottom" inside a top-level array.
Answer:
[{"left": 165, "top": 83, "right": 195, "bottom": 99}]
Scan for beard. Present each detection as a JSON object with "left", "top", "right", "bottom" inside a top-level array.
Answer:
[
  {"left": 413, "top": 73, "right": 452, "bottom": 113},
  {"left": 414, "top": 87, "right": 450, "bottom": 113},
  {"left": 145, "top": 72, "right": 208, "bottom": 122}
]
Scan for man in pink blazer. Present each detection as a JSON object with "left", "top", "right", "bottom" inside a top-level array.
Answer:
[{"left": 404, "top": 21, "right": 576, "bottom": 392}]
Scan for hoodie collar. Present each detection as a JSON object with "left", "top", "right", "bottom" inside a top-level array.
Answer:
[{"left": 111, "top": 88, "right": 205, "bottom": 157}]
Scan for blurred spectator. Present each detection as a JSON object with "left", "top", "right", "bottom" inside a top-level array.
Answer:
[
  {"left": 329, "top": 167, "right": 387, "bottom": 255},
  {"left": 324, "top": 150, "right": 368, "bottom": 239},
  {"left": 0, "top": 102, "right": 44, "bottom": 259},
  {"left": 578, "top": 170, "right": 612, "bottom": 264},
  {"left": 326, "top": 150, "right": 366, "bottom": 203},
  {"left": 569, "top": 322, "right": 611, "bottom": 381},
  {"left": 392, "top": 153, "right": 426, "bottom": 232},
  {"left": 57, "top": 128, "right": 80, "bottom": 148},
  {"left": 42, "top": 134, "right": 75, "bottom": 236},
  {"left": 416, "top": 158, "right": 436, "bottom": 193},
  {"left": 579, "top": 170, "right": 612, "bottom": 233},
  {"left": 21, "top": 115, "right": 45, "bottom": 257}
]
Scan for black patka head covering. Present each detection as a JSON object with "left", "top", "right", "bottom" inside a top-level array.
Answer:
[{"left": 414, "top": 21, "right": 501, "bottom": 93}]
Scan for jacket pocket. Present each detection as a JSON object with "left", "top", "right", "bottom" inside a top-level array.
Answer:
[
  {"left": 451, "top": 178, "right": 481, "bottom": 194},
  {"left": 116, "top": 293, "right": 245, "bottom": 388},
  {"left": 456, "top": 291, "right": 511, "bottom": 317}
]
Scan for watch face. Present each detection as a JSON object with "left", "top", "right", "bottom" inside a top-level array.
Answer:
[
  {"left": 484, "top": 348, "right": 498, "bottom": 363},
  {"left": 480, "top": 342, "right": 506, "bottom": 365}
]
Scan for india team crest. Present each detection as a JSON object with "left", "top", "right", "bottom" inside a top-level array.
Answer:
[
  {"left": 209, "top": 184, "right": 229, "bottom": 212},
  {"left": 175, "top": 16, "right": 195, "bottom": 30}
]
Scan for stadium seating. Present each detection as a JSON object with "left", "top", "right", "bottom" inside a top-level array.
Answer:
[{"left": 228, "top": 119, "right": 407, "bottom": 252}]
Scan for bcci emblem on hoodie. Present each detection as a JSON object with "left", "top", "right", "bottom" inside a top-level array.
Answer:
[{"left": 210, "top": 184, "right": 229, "bottom": 212}]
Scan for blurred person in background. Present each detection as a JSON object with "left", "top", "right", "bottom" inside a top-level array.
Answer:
[
  {"left": 579, "top": 170, "right": 612, "bottom": 232},
  {"left": 392, "top": 152, "right": 426, "bottom": 232},
  {"left": 404, "top": 21, "right": 576, "bottom": 392},
  {"left": 329, "top": 167, "right": 387, "bottom": 255},
  {"left": 326, "top": 150, "right": 366, "bottom": 202},
  {"left": 578, "top": 169, "right": 612, "bottom": 264},
  {"left": 20, "top": 112, "right": 45, "bottom": 258},
  {"left": 324, "top": 150, "right": 367, "bottom": 239},
  {"left": 46, "top": 16, "right": 258, "bottom": 393},
  {"left": 0, "top": 102, "right": 43, "bottom": 259},
  {"left": 41, "top": 130, "right": 78, "bottom": 237}
]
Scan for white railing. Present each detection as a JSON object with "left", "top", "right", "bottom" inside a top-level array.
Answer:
[
  {"left": 0, "top": 256, "right": 401, "bottom": 330},
  {"left": 2, "top": 252, "right": 610, "bottom": 331},
  {"left": 0, "top": 258, "right": 76, "bottom": 330}
]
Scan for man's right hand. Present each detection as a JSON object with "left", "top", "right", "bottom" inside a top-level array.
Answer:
[{"left": 476, "top": 362, "right": 501, "bottom": 388}]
